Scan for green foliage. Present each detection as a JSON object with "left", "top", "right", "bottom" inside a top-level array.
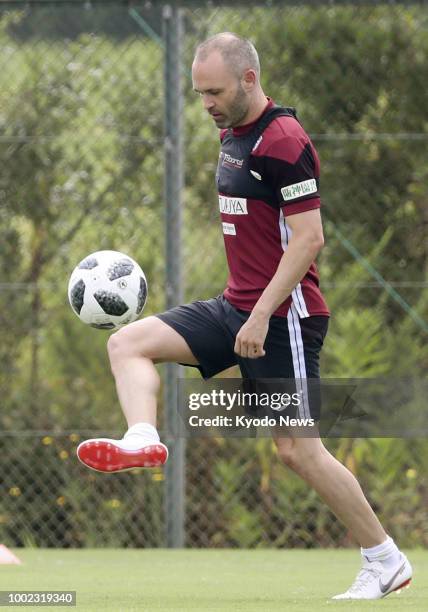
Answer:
[
  {"left": 325, "top": 437, "right": 428, "bottom": 547},
  {"left": 4, "top": 4, "right": 163, "bottom": 41}
]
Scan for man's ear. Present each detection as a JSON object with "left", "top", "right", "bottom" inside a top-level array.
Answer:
[{"left": 241, "top": 68, "right": 257, "bottom": 92}]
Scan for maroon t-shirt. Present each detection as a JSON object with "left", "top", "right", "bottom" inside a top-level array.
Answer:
[{"left": 216, "top": 99, "right": 329, "bottom": 318}]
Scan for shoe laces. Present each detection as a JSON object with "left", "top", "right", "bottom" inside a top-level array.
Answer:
[{"left": 348, "top": 562, "right": 383, "bottom": 593}]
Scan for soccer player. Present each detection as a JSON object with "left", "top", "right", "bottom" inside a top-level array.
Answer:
[{"left": 77, "top": 33, "right": 412, "bottom": 600}]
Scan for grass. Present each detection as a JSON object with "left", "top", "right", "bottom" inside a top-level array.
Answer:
[{"left": 1, "top": 549, "right": 427, "bottom": 611}]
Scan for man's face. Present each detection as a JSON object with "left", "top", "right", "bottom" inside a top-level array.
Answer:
[{"left": 192, "top": 52, "right": 250, "bottom": 129}]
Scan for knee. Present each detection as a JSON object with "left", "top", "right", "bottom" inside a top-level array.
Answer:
[
  {"left": 107, "top": 327, "right": 136, "bottom": 369},
  {"left": 276, "top": 438, "right": 326, "bottom": 473}
]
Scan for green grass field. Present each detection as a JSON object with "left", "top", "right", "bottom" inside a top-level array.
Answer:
[{"left": 1, "top": 549, "right": 427, "bottom": 611}]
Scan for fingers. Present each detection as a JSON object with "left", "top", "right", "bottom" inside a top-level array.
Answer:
[
  {"left": 250, "top": 345, "right": 266, "bottom": 359},
  {"left": 234, "top": 339, "right": 266, "bottom": 359}
]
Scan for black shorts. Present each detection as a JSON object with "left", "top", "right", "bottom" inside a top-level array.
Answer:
[
  {"left": 157, "top": 296, "right": 328, "bottom": 422},
  {"left": 156, "top": 294, "right": 328, "bottom": 379}
]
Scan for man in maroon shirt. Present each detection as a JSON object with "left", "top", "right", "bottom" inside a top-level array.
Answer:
[{"left": 77, "top": 32, "right": 411, "bottom": 599}]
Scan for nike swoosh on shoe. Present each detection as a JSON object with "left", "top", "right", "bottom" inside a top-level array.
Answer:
[{"left": 379, "top": 562, "right": 406, "bottom": 593}]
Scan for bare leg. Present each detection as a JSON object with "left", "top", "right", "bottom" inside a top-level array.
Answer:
[
  {"left": 107, "top": 315, "right": 199, "bottom": 428},
  {"left": 274, "top": 435, "right": 386, "bottom": 548},
  {"left": 77, "top": 316, "right": 199, "bottom": 472}
]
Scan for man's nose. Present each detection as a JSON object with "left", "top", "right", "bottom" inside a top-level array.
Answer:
[{"left": 202, "top": 95, "right": 215, "bottom": 110}]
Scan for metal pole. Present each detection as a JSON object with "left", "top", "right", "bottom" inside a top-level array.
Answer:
[{"left": 163, "top": 4, "right": 185, "bottom": 549}]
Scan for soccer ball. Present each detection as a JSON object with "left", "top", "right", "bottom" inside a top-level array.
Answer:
[{"left": 68, "top": 250, "right": 148, "bottom": 329}]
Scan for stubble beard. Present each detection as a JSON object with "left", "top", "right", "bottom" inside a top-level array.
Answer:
[{"left": 215, "top": 84, "right": 250, "bottom": 129}]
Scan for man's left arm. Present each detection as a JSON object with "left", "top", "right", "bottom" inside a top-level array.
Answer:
[{"left": 234, "top": 208, "right": 324, "bottom": 358}]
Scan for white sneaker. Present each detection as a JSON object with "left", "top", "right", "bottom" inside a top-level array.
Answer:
[{"left": 332, "top": 553, "right": 412, "bottom": 600}]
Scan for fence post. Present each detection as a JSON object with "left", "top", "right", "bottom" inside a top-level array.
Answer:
[{"left": 163, "top": 4, "right": 185, "bottom": 548}]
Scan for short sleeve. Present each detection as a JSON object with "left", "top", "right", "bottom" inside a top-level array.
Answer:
[{"left": 263, "top": 134, "right": 321, "bottom": 216}]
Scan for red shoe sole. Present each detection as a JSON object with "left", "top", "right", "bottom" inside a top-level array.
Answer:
[
  {"left": 389, "top": 578, "right": 412, "bottom": 595},
  {"left": 77, "top": 440, "right": 168, "bottom": 473}
]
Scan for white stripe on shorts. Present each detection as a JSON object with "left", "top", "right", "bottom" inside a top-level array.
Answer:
[{"left": 287, "top": 303, "right": 310, "bottom": 419}]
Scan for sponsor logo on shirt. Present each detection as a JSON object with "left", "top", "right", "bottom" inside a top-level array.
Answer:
[
  {"left": 281, "top": 179, "right": 317, "bottom": 201},
  {"left": 219, "top": 196, "right": 248, "bottom": 215},
  {"left": 221, "top": 152, "right": 244, "bottom": 168},
  {"left": 222, "top": 222, "right": 236, "bottom": 235}
]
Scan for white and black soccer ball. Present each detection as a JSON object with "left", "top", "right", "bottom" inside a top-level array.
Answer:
[{"left": 68, "top": 250, "right": 148, "bottom": 329}]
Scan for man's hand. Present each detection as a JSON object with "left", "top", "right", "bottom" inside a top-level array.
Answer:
[{"left": 234, "top": 312, "right": 269, "bottom": 358}]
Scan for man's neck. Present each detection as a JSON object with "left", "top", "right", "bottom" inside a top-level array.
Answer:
[{"left": 236, "top": 94, "right": 269, "bottom": 128}]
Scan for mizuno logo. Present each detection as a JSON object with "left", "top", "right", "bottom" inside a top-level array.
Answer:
[
  {"left": 250, "top": 170, "right": 262, "bottom": 181},
  {"left": 379, "top": 562, "right": 406, "bottom": 593}
]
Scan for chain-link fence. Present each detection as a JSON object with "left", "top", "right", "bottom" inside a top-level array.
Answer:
[
  {"left": 2, "top": 433, "right": 428, "bottom": 548},
  {"left": 0, "top": 0, "right": 427, "bottom": 549}
]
